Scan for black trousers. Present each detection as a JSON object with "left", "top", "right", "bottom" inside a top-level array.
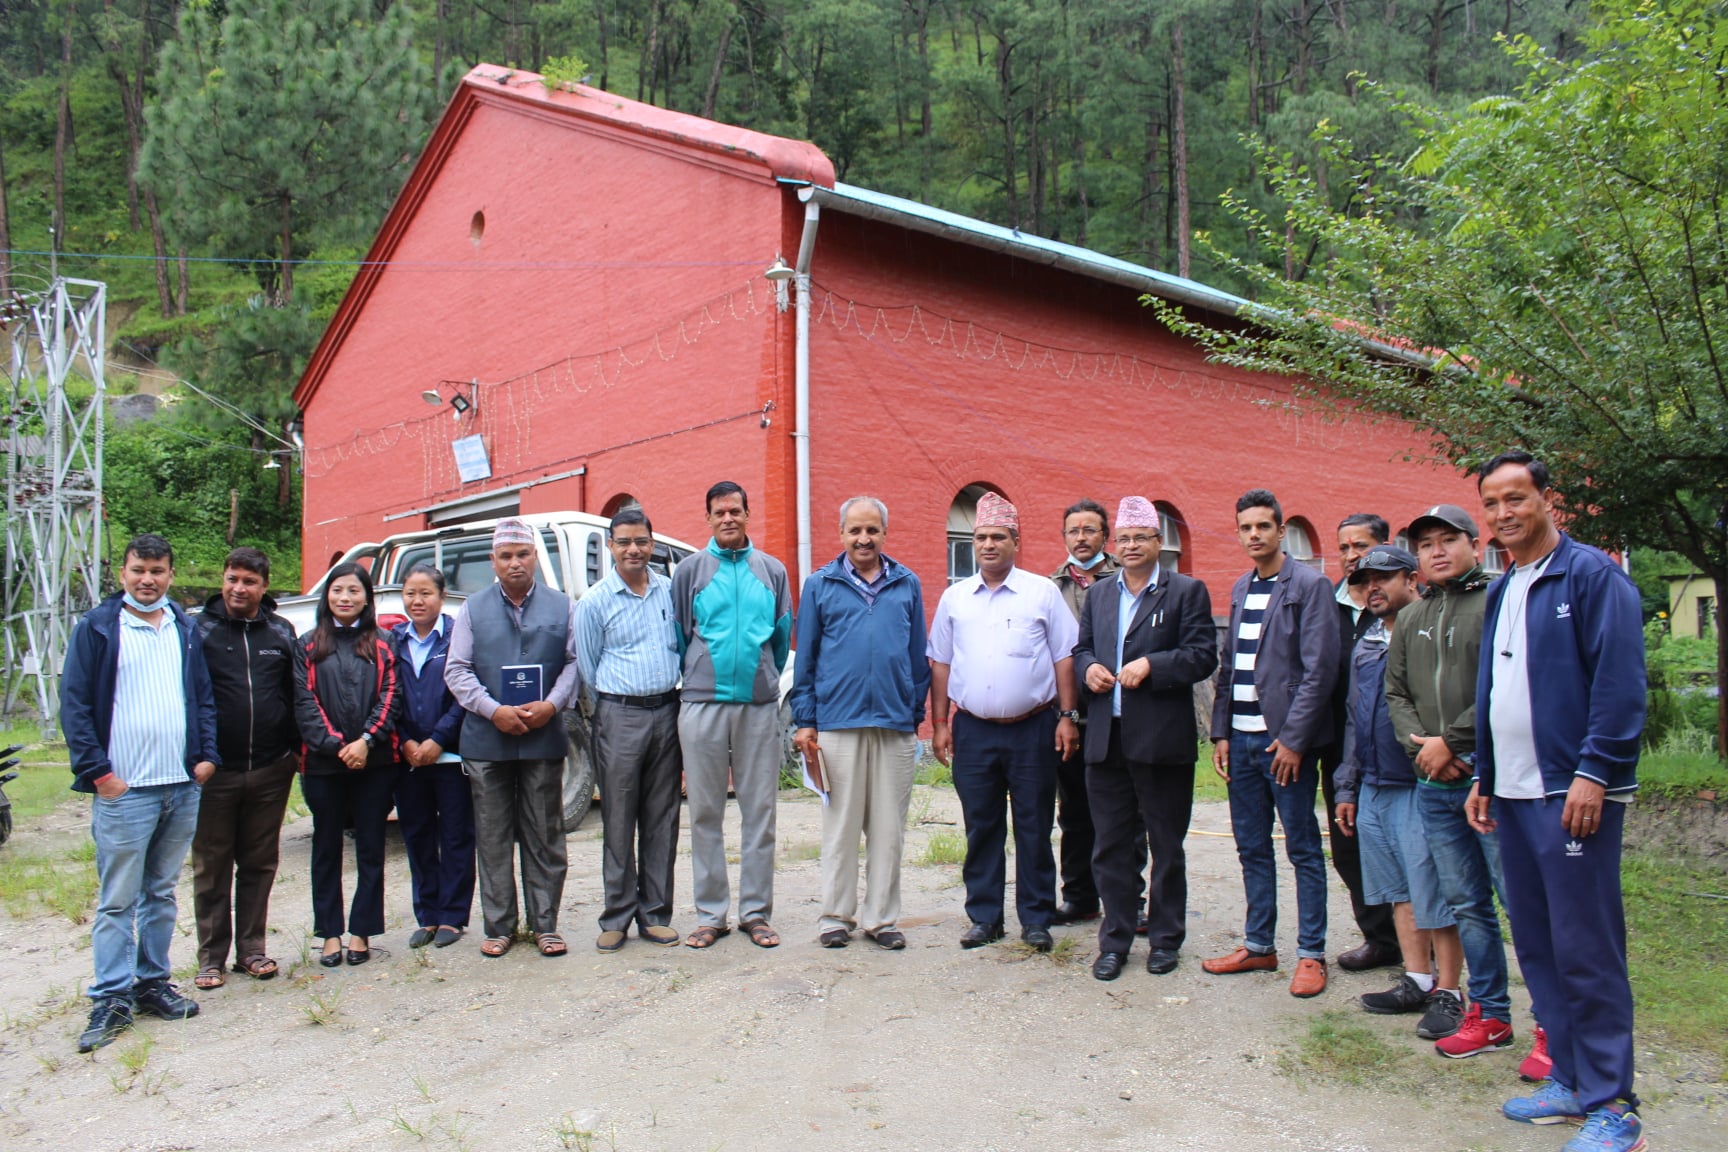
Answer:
[
  {"left": 1318, "top": 743, "right": 1398, "bottom": 951},
  {"left": 1055, "top": 753, "right": 1099, "bottom": 907},
  {"left": 1086, "top": 722, "right": 1187, "bottom": 954},
  {"left": 592, "top": 698, "right": 683, "bottom": 933},
  {"left": 302, "top": 767, "right": 395, "bottom": 939}
]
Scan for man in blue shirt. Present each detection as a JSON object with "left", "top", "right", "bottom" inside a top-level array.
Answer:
[
  {"left": 60, "top": 534, "right": 219, "bottom": 1052},
  {"left": 791, "top": 496, "right": 929, "bottom": 950},
  {"left": 575, "top": 507, "right": 684, "bottom": 953}
]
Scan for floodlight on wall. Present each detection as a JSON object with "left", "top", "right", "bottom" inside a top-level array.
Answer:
[
  {"left": 449, "top": 393, "right": 472, "bottom": 415},
  {"left": 765, "top": 255, "right": 795, "bottom": 312},
  {"left": 421, "top": 387, "right": 445, "bottom": 406}
]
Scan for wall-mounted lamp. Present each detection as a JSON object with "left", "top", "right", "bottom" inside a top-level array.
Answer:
[
  {"left": 449, "top": 393, "right": 472, "bottom": 415},
  {"left": 764, "top": 256, "right": 795, "bottom": 313},
  {"left": 422, "top": 379, "right": 479, "bottom": 420},
  {"left": 421, "top": 388, "right": 445, "bottom": 406}
]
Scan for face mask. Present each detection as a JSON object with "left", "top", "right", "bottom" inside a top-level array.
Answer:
[
  {"left": 122, "top": 590, "right": 164, "bottom": 613},
  {"left": 1071, "top": 551, "right": 1106, "bottom": 571}
]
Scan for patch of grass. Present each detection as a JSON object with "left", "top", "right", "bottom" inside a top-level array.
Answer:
[
  {"left": 919, "top": 827, "right": 966, "bottom": 866},
  {"left": 1623, "top": 847, "right": 1728, "bottom": 1061},
  {"left": 1278, "top": 1009, "right": 1427, "bottom": 1094},
  {"left": 780, "top": 840, "right": 822, "bottom": 861},
  {"left": 547, "top": 1115, "right": 616, "bottom": 1151},
  {"left": 1192, "top": 743, "right": 1228, "bottom": 804},
  {"left": 0, "top": 848, "right": 98, "bottom": 922},
  {"left": 1638, "top": 746, "right": 1728, "bottom": 798},
  {"left": 302, "top": 985, "right": 345, "bottom": 1027},
  {"left": 0, "top": 756, "right": 77, "bottom": 825},
  {"left": 914, "top": 759, "right": 952, "bottom": 787},
  {"left": 285, "top": 774, "right": 310, "bottom": 822}
]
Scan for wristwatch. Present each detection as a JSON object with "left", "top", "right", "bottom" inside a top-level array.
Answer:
[{"left": 1058, "top": 709, "right": 1081, "bottom": 721}]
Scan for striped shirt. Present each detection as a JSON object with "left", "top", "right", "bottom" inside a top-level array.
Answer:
[
  {"left": 1230, "top": 574, "right": 1279, "bottom": 734},
  {"left": 574, "top": 569, "right": 681, "bottom": 697},
  {"left": 109, "top": 609, "right": 190, "bottom": 787}
]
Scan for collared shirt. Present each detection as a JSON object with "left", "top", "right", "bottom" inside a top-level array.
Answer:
[
  {"left": 445, "top": 580, "right": 583, "bottom": 718},
  {"left": 1114, "top": 565, "right": 1161, "bottom": 717},
  {"left": 402, "top": 614, "right": 446, "bottom": 676},
  {"left": 841, "top": 554, "right": 889, "bottom": 606},
  {"left": 109, "top": 609, "right": 190, "bottom": 787},
  {"left": 1335, "top": 577, "right": 1364, "bottom": 625},
  {"left": 927, "top": 566, "right": 1078, "bottom": 719},
  {"left": 574, "top": 569, "right": 681, "bottom": 696},
  {"left": 1231, "top": 571, "right": 1281, "bottom": 733}
]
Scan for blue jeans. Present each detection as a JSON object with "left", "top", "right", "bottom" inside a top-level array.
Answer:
[
  {"left": 1226, "top": 734, "right": 1327, "bottom": 959},
  {"left": 89, "top": 782, "right": 201, "bottom": 1001},
  {"left": 1416, "top": 783, "right": 1511, "bottom": 1023}
]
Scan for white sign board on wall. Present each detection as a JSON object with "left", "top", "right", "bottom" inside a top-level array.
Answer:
[{"left": 452, "top": 434, "right": 492, "bottom": 484}]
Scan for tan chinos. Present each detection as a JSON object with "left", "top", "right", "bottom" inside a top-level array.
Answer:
[{"left": 818, "top": 727, "right": 918, "bottom": 934}]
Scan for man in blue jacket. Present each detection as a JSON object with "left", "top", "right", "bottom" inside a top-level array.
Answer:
[
  {"left": 791, "top": 497, "right": 929, "bottom": 951},
  {"left": 1467, "top": 452, "right": 1648, "bottom": 1152},
  {"left": 60, "top": 534, "right": 219, "bottom": 1052}
]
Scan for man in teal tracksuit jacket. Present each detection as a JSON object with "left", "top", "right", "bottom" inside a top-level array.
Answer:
[{"left": 672, "top": 481, "right": 793, "bottom": 948}]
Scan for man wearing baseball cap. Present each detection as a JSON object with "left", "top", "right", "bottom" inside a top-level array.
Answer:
[
  {"left": 1384, "top": 502, "right": 1529, "bottom": 1063},
  {"left": 1333, "top": 546, "right": 1464, "bottom": 1042}
]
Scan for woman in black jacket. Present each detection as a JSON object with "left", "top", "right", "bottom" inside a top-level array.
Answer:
[
  {"left": 295, "top": 562, "right": 400, "bottom": 967},
  {"left": 391, "top": 564, "right": 474, "bottom": 949}
]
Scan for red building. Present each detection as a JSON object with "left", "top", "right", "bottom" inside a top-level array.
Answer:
[{"left": 294, "top": 66, "right": 1483, "bottom": 604}]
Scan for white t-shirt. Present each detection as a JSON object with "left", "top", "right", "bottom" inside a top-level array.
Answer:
[{"left": 1489, "top": 561, "right": 1545, "bottom": 798}]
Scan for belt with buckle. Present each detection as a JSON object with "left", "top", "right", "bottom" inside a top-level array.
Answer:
[
  {"left": 596, "top": 690, "right": 680, "bottom": 709},
  {"left": 959, "top": 701, "right": 1055, "bottom": 726}
]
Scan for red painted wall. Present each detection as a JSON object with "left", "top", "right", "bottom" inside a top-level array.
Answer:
[{"left": 802, "top": 212, "right": 1483, "bottom": 609}]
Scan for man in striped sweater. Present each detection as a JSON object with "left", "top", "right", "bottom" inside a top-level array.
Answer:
[{"left": 1202, "top": 490, "right": 1340, "bottom": 998}]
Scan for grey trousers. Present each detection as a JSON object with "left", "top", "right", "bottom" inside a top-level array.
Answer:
[
  {"left": 680, "top": 700, "right": 781, "bottom": 928},
  {"left": 818, "top": 728, "right": 917, "bottom": 934},
  {"left": 463, "top": 757, "right": 567, "bottom": 938},
  {"left": 592, "top": 698, "right": 683, "bottom": 933}
]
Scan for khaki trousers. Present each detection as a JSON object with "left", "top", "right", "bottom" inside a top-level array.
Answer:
[{"left": 818, "top": 728, "right": 917, "bottom": 934}]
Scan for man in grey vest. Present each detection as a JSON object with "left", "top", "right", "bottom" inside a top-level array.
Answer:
[{"left": 446, "top": 518, "right": 583, "bottom": 958}]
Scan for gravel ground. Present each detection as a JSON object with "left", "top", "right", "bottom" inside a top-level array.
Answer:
[{"left": 0, "top": 786, "right": 1722, "bottom": 1152}]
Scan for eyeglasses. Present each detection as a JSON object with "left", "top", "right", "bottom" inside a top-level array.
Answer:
[
  {"left": 611, "top": 537, "right": 653, "bottom": 549},
  {"left": 1064, "top": 526, "right": 1104, "bottom": 538},
  {"left": 1115, "top": 534, "right": 1162, "bottom": 548}
]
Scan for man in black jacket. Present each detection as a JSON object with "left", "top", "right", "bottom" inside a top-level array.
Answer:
[
  {"left": 1074, "top": 497, "right": 1217, "bottom": 980},
  {"left": 1323, "top": 513, "right": 1402, "bottom": 971},
  {"left": 190, "top": 548, "right": 306, "bottom": 988}
]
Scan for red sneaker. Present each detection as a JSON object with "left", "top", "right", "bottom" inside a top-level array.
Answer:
[
  {"left": 1519, "top": 1025, "right": 1554, "bottom": 1082},
  {"left": 1435, "top": 1003, "right": 1514, "bottom": 1059}
]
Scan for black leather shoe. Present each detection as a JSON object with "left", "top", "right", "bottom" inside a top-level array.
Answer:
[
  {"left": 1092, "top": 951, "right": 1128, "bottom": 981},
  {"left": 1051, "top": 901, "right": 1100, "bottom": 926},
  {"left": 77, "top": 997, "right": 134, "bottom": 1052},
  {"left": 132, "top": 979, "right": 199, "bottom": 1020},
  {"left": 1145, "top": 948, "right": 1179, "bottom": 975},
  {"left": 1337, "top": 941, "right": 1403, "bottom": 972},
  {"left": 960, "top": 921, "right": 1004, "bottom": 949},
  {"left": 345, "top": 948, "right": 371, "bottom": 966},
  {"left": 1022, "top": 926, "right": 1054, "bottom": 953}
]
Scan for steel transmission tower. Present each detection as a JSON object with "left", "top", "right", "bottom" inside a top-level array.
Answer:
[{"left": 3, "top": 278, "right": 106, "bottom": 739}]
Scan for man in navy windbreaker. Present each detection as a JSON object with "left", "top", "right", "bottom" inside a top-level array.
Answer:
[
  {"left": 1466, "top": 452, "right": 1648, "bottom": 1152},
  {"left": 791, "top": 496, "right": 929, "bottom": 951}
]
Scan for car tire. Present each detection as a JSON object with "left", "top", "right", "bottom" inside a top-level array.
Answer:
[{"left": 561, "top": 709, "right": 597, "bottom": 833}]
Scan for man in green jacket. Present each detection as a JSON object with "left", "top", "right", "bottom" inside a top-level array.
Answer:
[{"left": 1384, "top": 504, "right": 1537, "bottom": 1068}]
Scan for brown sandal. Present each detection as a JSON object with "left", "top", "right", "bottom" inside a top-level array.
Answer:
[
  {"left": 534, "top": 932, "right": 568, "bottom": 957},
  {"left": 480, "top": 935, "right": 513, "bottom": 957},
  {"left": 233, "top": 954, "right": 278, "bottom": 980},
  {"left": 741, "top": 919, "right": 781, "bottom": 948},
  {"left": 194, "top": 967, "right": 226, "bottom": 990},
  {"left": 684, "top": 924, "right": 731, "bottom": 949}
]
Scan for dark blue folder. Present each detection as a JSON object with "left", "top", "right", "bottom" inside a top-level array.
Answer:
[{"left": 499, "top": 664, "right": 544, "bottom": 706}]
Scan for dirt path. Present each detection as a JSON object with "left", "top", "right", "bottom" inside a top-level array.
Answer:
[{"left": 1, "top": 788, "right": 1722, "bottom": 1151}]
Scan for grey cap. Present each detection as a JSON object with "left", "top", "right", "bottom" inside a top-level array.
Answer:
[
  {"left": 1348, "top": 545, "right": 1420, "bottom": 585},
  {"left": 1405, "top": 503, "right": 1478, "bottom": 542}
]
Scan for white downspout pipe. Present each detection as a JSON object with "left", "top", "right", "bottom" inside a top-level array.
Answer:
[{"left": 792, "top": 190, "right": 822, "bottom": 585}]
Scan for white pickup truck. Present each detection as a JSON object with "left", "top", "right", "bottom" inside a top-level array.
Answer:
[{"left": 281, "top": 511, "right": 795, "bottom": 831}]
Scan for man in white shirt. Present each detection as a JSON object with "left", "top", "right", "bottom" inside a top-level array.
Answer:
[{"left": 928, "top": 492, "right": 1080, "bottom": 952}]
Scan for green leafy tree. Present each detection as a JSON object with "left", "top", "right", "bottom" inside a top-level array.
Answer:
[
  {"left": 139, "top": 0, "right": 432, "bottom": 305},
  {"left": 1154, "top": 0, "right": 1728, "bottom": 754}
]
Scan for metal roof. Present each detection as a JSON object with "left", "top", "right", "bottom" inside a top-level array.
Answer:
[{"left": 796, "top": 181, "right": 1254, "bottom": 321}]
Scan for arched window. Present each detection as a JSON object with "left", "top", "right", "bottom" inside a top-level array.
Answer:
[
  {"left": 1285, "top": 517, "right": 1322, "bottom": 573},
  {"left": 1154, "top": 501, "right": 1187, "bottom": 575},
  {"left": 1483, "top": 539, "right": 1509, "bottom": 575},
  {"left": 947, "top": 483, "right": 1001, "bottom": 584},
  {"left": 601, "top": 492, "right": 640, "bottom": 518}
]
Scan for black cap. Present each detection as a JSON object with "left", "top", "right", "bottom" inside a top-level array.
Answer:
[
  {"left": 1405, "top": 503, "right": 1478, "bottom": 542},
  {"left": 1348, "top": 545, "right": 1420, "bottom": 585}
]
